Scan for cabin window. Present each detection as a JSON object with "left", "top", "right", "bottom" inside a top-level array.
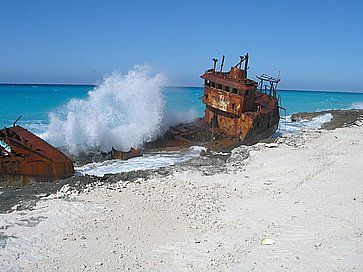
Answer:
[
  {"left": 232, "top": 88, "right": 238, "bottom": 95},
  {"left": 225, "top": 86, "right": 230, "bottom": 92},
  {"left": 204, "top": 79, "right": 210, "bottom": 86},
  {"left": 217, "top": 84, "right": 222, "bottom": 90},
  {"left": 211, "top": 82, "right": 216, "bottom": 88}
]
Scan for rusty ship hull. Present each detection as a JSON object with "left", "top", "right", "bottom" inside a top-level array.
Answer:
[
  {"left": 0, "top": 125, "right": 75, "bottom": 186},
  {"left": 201, "top": 54, "right": 280, "bottom": 146}
]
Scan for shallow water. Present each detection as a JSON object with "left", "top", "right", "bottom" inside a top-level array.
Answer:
[{"left": 1, "top": 84, "right": 362, "bottom": 134}]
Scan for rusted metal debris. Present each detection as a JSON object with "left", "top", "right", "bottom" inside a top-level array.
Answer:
[
  {"left": 0, "top": 124, "right": 74, "bottom": 185},
  {"left": 111, "top": 147, "right": 141, "bottom": 160}
]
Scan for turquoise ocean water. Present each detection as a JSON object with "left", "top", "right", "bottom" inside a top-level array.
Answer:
[
  {"left": 1, "top": 83, "right": 362, "bottom": 176},
  {"left": 1, "top": 84, "right": 362, "bottom": 132}
]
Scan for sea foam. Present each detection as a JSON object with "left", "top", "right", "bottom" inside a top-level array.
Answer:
[
  {"left": 45, "top": 66, "right": 166, "bottom": 154},
  {"left": 76, "top": 146, "right": 206, "bottom": 177},
  {"left": 351, "top": 101, "right": 363, "bottom": 109},
  {"left": 281, "top": 113, "right": 333, "bottom": 133}
]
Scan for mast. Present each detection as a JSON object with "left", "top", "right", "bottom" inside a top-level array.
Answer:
[
  {"left": 244, "top": 53, "right": 249, "bottom": 77},
  {"left": 212, "top": 58, "right": 218, "bottom": 73},
  {"left": 219, "top": 55, "right": 225, "bottom": 72}
]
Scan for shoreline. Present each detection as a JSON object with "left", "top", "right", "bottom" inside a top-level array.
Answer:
[
  {"left": 0, "top": 109, "right": 362, "bottom": 271},
  {"left": 0, "top": 109, "right": 362, "bottom": 212}
]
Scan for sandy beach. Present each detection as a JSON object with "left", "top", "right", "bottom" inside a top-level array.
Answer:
[
  {"left": 2, "top": 1, "right": 362, "bottom": 271},
  {"left": 1, "top": 116, "right": 363, "bottom": 271}
]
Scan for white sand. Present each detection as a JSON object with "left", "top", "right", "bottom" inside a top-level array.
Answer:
[{"left": 1, "top": 125, "right": 362, "bottom": 271}]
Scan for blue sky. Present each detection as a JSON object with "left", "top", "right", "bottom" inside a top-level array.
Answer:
[{"left": 0, "top": 0, "right": 362, "bottom": 92}]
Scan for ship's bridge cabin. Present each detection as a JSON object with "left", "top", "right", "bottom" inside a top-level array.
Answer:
[
  {"left": 201, "top": 54, "right": 259, "bottom": 115},
  {"left": 200, "top": 53, "right": 281, "bottom": 143}
]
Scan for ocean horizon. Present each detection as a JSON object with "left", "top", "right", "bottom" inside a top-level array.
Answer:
[{"left": 1, "top": 82, "right": 363, "bottom": 94}]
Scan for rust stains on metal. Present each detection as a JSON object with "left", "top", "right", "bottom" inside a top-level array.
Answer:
[
  {"left": 111, "top": 147, "right": 141, "bottom": 160},
  {"left": 201, "top": 53, "right": 281, "bottom": 145},
  {"left": 0, "top": 125, "right": 74, "bottom": 185}
]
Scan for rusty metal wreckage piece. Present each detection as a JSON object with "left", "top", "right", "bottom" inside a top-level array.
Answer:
[
  {"left": 111, "top": 147, "right": 141, "bottom": 160},
  {"left": 1, "top": 53, "right": 282, "bottom": 184},
  {"left": 0, "top": 118, "right": 74, "bottom": 185}
]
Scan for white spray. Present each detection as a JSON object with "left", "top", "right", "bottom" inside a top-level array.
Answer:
[
  {"left": 45, "top": 66, "right": 166, "bottom": 154},
  {"left": 351, "top": 101, "right": 363, "bottom": 109}
]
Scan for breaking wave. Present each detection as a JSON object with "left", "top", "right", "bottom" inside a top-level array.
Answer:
[
  {"left": 45, "top": 66, "right": 166, "bottom": 154},
  {"left": 281, "top": 113, "right": 333, "bottom": 134}
]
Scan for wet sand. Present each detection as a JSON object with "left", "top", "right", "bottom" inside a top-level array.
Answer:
[{"left": 0, "top": 110, "right": 363, "bottom": 271}]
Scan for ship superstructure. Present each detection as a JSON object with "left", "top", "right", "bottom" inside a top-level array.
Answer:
[{"left": 201, "top": 54, "right": 280, "bottom": 144}]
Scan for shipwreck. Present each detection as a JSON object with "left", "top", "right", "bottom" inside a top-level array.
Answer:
[
  {"left": 144, "top": 53, "right": 282, "bottom": 152},
  {"left": 0, "top": 120, "right": 74, "bottom": 186},
  {"left": 202, "top": 54, "right": 281, "bottom": 144},
  {"left": 1, "top": 53, "right": 282, "bottom": 184}
]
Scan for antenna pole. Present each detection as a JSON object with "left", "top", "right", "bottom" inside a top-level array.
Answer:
[
  {"left": 212, "top": 58, "right": 218, "bottom": 72},
  {"left": 219, "top": 55, "right": 225, "bottom": 72},
  {"left": 13, "top": 115, "right": 22, "bottom": 127},
  {"left": 244, "top": 53, "right": 249, "bottom": 77}
]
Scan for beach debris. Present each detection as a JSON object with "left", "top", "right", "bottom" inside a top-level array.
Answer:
[
  {"left": 261, "top": 238, "right": 275, "bottom": 245},
  {"left": 111, "top": 147, "right": 141, "bottom": 160},
  {"left": 0, "top": 124, "right": 74, "bottom": 186}
]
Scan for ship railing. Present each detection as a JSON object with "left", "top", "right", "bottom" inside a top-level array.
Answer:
[{"left": 258, "top": 86, "right": 279, "bottom": 99}]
